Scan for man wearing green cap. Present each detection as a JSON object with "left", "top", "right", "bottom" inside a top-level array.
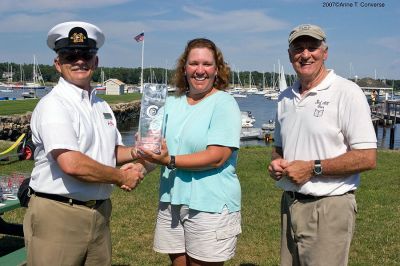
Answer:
[{"left": 268, "top": 24, "right": 377, "bottom": 265}]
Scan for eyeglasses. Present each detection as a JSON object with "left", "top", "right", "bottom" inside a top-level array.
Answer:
[{"left": 58, "top": 49, "right": 97, "bottom": 62}]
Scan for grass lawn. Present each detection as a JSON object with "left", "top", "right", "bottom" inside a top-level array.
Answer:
[
  {"left": 0, "top": 145, "right": 399, "bottom": 265},
  {"left": 0, "top": 93, "right": 141, "bottom": 116}
]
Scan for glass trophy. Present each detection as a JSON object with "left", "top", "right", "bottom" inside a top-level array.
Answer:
[{"left": 136, "top": 84, "right": 168, "bottom": 154}]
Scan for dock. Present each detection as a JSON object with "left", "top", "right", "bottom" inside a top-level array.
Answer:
[{"left": 370, "top": 100, "right": 400, "bottom": 149}]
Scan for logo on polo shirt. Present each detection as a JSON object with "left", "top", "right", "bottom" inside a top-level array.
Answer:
[
  {"left": 313, "top": 99, "right": 329, "bottom": 117},
  {"left": 103, "top": 112, "right": 115, "bottom": 127}
]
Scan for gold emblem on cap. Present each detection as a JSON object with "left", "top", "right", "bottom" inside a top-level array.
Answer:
[{"left": 70, "top": 33, "right": 86, "bottom": 44}]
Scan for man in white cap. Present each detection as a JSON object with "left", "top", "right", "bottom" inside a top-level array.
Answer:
[
  {"left": 268, "top": 24, "right": 377, "bottom": 265},
  {"left": 24, "top": 21, "right": 147, "bottom": 265}
]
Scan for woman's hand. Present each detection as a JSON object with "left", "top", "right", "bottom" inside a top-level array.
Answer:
[{"left": 137, "top": 139, "right": 170, "bottom": 166}]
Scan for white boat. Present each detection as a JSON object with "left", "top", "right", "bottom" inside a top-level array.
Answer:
[
  {"left": 241, "top": 111, "right": 255, "bottom": 127},
  {"left": 24, "top": 55, "right": 46, "bottom": 90},
  {"left": 264, "top": 89, "right": 279, "bottom": 100},
  {"left": 278, "top": 65, "right": 287, "bottom": 92},
  {"left": 22, "top": 90, "right": 36, "bottom": 98},
  {"left": 261, "top": 120, "right": 275, "bottom": 132},
  {"left": 233, "top": 92, "right": 247, "bottom": 98},
  {"left": 246, "top": 87, "right": 259, "bottom": 94},
  {"left": 9, "top": 56, "right": 46, "bottom": 90},
  {"left": 243, "top": 72, "right": 258, "bottom": 94},
  {"left": 0, "top": 83, "right": 13, "bottom": 93},
  {"left": 241, "top": 127, "right": 263, "bottom": 140}
]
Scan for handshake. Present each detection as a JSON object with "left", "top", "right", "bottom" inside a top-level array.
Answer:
[
  {"left": 118, "top": 162, "right": 147, "bottom": 192},
  {"left": 116, "top": 146, "right": 158, "bottom": 192}
]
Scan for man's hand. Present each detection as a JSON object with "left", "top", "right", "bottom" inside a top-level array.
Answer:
[
  {"left": 282, "top": 160, "right": 314, "bottom": 185},
  {"left": 268, "top": 158, "right": 289, "bottom": 181},
  {"left": 118, "top": 163, "right": 145, "bottom": 191}
]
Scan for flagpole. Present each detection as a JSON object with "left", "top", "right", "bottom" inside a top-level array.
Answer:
[{"left": 140, "top": 31, "right": 145, "bottom": 93}]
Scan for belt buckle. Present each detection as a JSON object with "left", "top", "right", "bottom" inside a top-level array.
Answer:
[{"left": 85, "top": 200, "right": 97, "bottom": 208}]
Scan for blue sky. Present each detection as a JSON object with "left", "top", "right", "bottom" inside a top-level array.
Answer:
[{"left": 0, "top": 0, "right": 399, "bottom": 79}]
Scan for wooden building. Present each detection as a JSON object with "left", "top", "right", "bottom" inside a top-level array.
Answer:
[{"left": 104, "top": 79, "right": 125, "bottom": 95}]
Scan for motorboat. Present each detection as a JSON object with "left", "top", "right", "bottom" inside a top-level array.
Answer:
[
  {"left": 241, "top": 111, "right": 255, "bottom": 128},
  {"left": 21, "top": 90, "right": 36, "bottom": 98},
  {"left": 240, "top": 127, "right": 263, "bottom": 140},
  {"left": 261, "top": 120, "right": 275, "bottom": 132}
]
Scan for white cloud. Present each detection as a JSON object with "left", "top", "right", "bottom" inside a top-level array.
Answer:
[
  {"left": 149, "top": 6, "right": 288, "bottom": 33},
  {"left": 375, "top": 37, "right": 400, "bottom": 52},
  {"left": 0, "top": 13, "right": 76, "bottom": 32}
]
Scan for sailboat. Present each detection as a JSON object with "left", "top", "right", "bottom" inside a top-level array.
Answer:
[
  {"left": 21, "top": 55, "right": 46, "bottom": 98},
  {"left": 264, "top": 64, "right": 287, "bottom": 100},
  {"left": 24, "top": 55, "right": 46, "bottom": 90},
  {"left": 244, "top": 72, "right": 258, "bottom": 94},
  {"left": 229, "top": 68, "right": 246, "bottom": 98},
  {"left": 278, "top": 65, "right": 287, "bottom": 92}
]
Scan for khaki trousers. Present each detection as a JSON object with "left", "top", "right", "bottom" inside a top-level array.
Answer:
[
  {"left": 23, "top": 195, "right": 112, "bottom": 266},
  {"left": 280, "top": 192, "right": 357, "bottom": 266}
]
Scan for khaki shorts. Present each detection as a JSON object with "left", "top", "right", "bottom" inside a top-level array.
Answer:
[
  {"left": 153, "top": 202, "right": 241, "bottom": 262},
  {"left": 280, "top": 191, "right": 357, "bottom": 266}
]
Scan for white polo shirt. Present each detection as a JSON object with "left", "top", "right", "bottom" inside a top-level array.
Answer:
[
  {"left": 274, "top": 70, "right": 377, "bottom": 196},
  {"left": 30, "top": 77, "right": 123, "bottom": 201}
]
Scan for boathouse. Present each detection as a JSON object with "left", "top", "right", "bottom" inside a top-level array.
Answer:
[{"left": 104, "top": 79, "right": 125, "bottom": 95}]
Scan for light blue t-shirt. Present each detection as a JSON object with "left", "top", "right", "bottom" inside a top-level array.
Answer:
[{"left": 159, "top": 91, "right": 242, "bottom": 213}]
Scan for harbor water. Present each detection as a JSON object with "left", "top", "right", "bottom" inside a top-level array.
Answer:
[
  {"left": 0, "top": 88, "right": 51, "bottom": 99},
  {"left": 119, "top": 94, "right": 400, "bottom": 149},
  {"left": 0, "top": 91, "right": 398, "bottom": 149}
]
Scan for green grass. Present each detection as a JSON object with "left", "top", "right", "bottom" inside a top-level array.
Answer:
[
  {"left": 1, "top": 145, "right": 399, "bottom": 265},
  {"left": 0, "top": 93, "right": 141, "bottom": 116},
  {"left": 0, "top": 99, "right": 40, "bottom": 115},
  {"left": 97, "top": 93, "right": 142, "bottom": 104}
]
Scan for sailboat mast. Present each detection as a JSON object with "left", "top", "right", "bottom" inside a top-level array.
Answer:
[
  {"left": 33, "top": 55, "right": 37, "bottom": 84},
  {"left": 249, "top": 72, "right": 251, "bottom": 89},
  {"left": 262, "top": 72, "right": 265, "bottom": 90},
  {"left": 165, "top": 60, "right": 168, "bottom": 85}
]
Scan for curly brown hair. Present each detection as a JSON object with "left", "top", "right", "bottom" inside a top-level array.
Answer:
[{"left": 173, "top": 38, "right": 231, "bottom": 96}]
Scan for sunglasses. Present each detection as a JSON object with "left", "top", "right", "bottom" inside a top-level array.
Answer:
[{"left": 58, "top": 49, "right": 97, "bottom": 62}]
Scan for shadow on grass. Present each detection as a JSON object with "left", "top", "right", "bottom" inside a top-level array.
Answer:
[{"left": 0, "top": 156, "right": 22, "bottom": 165}]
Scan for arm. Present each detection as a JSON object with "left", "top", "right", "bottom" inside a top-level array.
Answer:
[
  {"left": 115, "top": 145, "right": 157, "bottom": 174},
  {"left": 283, "top": 148, "right": 377, "bottom": 185},
  {"left": 115, "top": 145, "right": 136, "bottom": 164},
  {"left": 138, "top": 140, "right": 233, "bottom": 170},
  {"left": 173, "top": 145, "right": 233, "bottom": 170},
  {"left": 51, "top": 149, "right": 144, "bottom": 190}
]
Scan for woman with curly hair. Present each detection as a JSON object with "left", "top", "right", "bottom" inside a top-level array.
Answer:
[{"left": 139, "top": 38, "right": 242, "bottom": 266}]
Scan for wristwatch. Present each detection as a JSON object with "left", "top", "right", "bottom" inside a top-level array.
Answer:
[
  {"left": 167, "top": 155, "right": 176, "bottom": 170},
  {"left": 313, "top": 160, "right": 323, "bottom": 176}
]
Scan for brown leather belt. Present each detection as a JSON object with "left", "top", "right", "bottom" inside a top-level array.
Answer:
[
  {"left": 285, "top": 190, "right": 355, "bottom": 200},
  {"left": 35, "top": 192, "right": 106, "bottom": 208}
]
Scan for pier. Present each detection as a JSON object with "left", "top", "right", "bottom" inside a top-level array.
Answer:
[{"left": 370, "top": 100, "right": 400, "bottom": 149}]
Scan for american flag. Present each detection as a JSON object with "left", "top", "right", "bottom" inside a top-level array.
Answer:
[{"left": 134, "top": 32, "right": 144, "bottom": 42}]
